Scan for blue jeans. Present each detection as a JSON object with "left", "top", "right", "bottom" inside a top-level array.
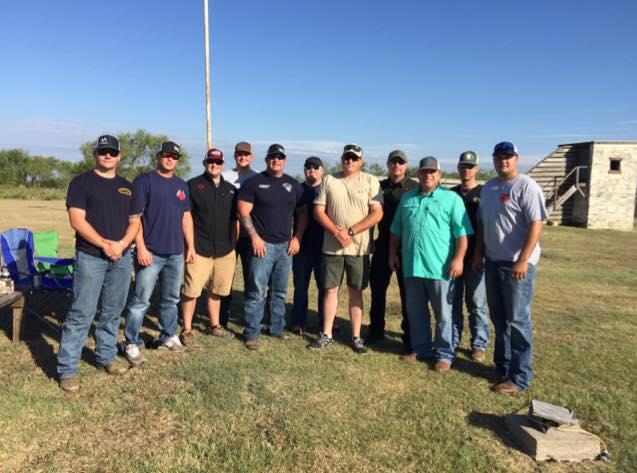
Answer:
[
  {"left": 124, "top": 252, "right": 184, "bottom": 346},
  {"left": 451, "top": 266, "right": 489, "bottom": 350},
  {"left": 57, "top": 250, "right": 132, "bottom": 379},
  {"left": 485, "top": 259, "right": 536, "bottom": 390},
  {"left": 404, "top": 277, "right": 455, "bottom": 363},
  {"left": 243, "top": 242, "right": 291, "bottom": 341},
  {"left": 291, "top": 251, "right": 324, "bottom": 328}
]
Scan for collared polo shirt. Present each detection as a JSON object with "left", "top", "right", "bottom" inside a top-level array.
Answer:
[
  {"left": 390, "top": 186, "right": 473, "bottom": 280},
  {"left": 187, "top": 173, "right": 238, "bottom": 257},
  {"left": 376, "top": 176, "right": 418, "bottom": 244}
]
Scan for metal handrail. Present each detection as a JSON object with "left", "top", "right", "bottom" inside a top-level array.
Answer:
[{"left": 549, "top": 165, "right": 587, "bottom": 210}]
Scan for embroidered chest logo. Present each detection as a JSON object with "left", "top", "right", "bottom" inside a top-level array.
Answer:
[
  {"left": 258, "top": 184, "right": 270, "bottom": 189},
  {"left": 473, "top": 197, "right": 480, "bottom": 204},
  {"left": 118, "top": 187, "right": 132, "bottom": 197},
  {"left": 176, "top": 189, "right": 186, "bottom": 201},
  {"left": 499, "top": 194, "right": 510, "bottom": 203},
  {"left": 197, "top": 183, "right": 206, "bottom": 191},
  {"left": 282, "top": 183, "right": 293, "bottom": 192}
]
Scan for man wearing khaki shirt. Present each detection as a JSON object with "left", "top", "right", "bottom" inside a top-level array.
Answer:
[{"left": 309, "top": 144, "right": 383, "bottom": 354}]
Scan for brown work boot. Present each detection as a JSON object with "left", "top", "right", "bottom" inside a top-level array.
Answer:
[
  {"left": 400, "top": 353, "right": 418, "bottom": 363},
  {"left": 493, "top": 381, "right": 520, "bottom": 395},
  {"left": 471, "top": 349, "right": 486, "bottom": 363},
  {"left": 59, "top": 376, "right": 80, "bottom": 393},
  {"left": 205, "top": 325, "right": 235, "bottom": 339},
  {"left": 275, "top": 332, "right": 290, "bottom": 340},
  {"left": 244, "top": 339, "right": 260, "bottom": 351},
  {"left": 180, "top": 329, "right": 197, "bottom": 346},
  {"left": 102, "top": 361, "right": 128, "bottom": 376},
  {"left": 434, "top": 360, "right": 452, "bottom": 373}
]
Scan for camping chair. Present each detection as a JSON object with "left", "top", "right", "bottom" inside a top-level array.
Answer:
[{"left": 0, "top": 228, "right": 74, "bottom": 338}]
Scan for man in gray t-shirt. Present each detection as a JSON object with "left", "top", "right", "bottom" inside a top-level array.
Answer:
[{"left": 473, "top": 141, "right": 547, "bottom": 395}]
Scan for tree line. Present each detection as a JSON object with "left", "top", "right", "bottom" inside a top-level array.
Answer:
[{"left": 0, "top": 130, "right": 191, "bottom": 189}]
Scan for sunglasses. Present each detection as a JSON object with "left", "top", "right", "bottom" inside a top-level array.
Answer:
[
  {"left": 389, "top": 159, "right": 406, "bottom": 165},
  {"left": 304, "top": 164, "right": 321, "bottom": 170},
  {"left": 205, "top": 158, "right": 224, "bottom": 166},
  {"left": 459, "top": 164, "right": 476, "bottom": 169},
  {"left": 344, "top": 144, "right": 362, "bottom": 153},
  {"left": 342, "top": 155, "right": 361, "bottom": 162},
  {"left": 97, "top": 149, "right": 119, "bottom": 157},
  {"left": 235, "top": 151, "right": 252, "bottom": 157},
  {"left": 161, "top": 152, "right": 180, "bottom": 160},
  {"left": 266, "top": 155, "right": 285, "bottom": 161}
]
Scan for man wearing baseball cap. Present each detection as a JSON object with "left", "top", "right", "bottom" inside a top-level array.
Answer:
[
  {"left": 57, "top": 135, "right": 142, "bottom": 392},
  {"left": 290, "top": 156, "right": 326, "bottom": 335},
  {"left": 449, "top": 151, "right": 490, "bottom": 362},
  {"left": 368, "top": 149, "right": 417, "bottom": 353},
  {"left": 389, "top": 156, "right": 473, "bottom": 372},
  {"left": 180, "top": 148, "right": 239, "bottom": 345},
  {"left": 220, "top": 141, "right": 258, "bottom": 327},
  {"left": 472, "top": 141, "right": 547, "bottom": 394},
  {"left": 123, "top": 140, "right": 195, "bottom": 365},
  {"left": 237, "top": 144, "right": 307, "bottom": 350},
  {"left": 309, "top": 144, "right": 383, "bottom": 354}
]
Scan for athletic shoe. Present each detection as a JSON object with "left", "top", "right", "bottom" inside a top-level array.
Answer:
[
  {"left": 158, "top": 335, "right": 187, "bottom": 352},
  {"left": 351, "top": 337, "right": 367, "bottom": 354},
  {"left": 125, "top": 343, "right": 146, "bottom": 366},
  {"left": 308, "top": 333, "right": 333, "bottom": 350}
]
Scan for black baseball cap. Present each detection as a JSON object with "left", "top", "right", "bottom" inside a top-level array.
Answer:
[
  {"left": 157, "top": 141, "right": 182, "bottom": 157},
  {"left": 458, "top": 150, "right": 479, "bottom": 166},
  {"left": 304, "top": 156, "right": 323, "bottom": 168},
  {"left": 95, "top": 135, "right": 120, "bottom": 153},
  {"left": 266, "top": 143, "right": 286, "bottom": 159},
  {"left": 387, "top": 149, "right": 407, "bottom": 163}
]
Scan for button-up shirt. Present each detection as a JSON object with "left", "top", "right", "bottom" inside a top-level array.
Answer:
[
  {"left": 187, "top": 173, "right": 238, "bottom": 258},
  {"left": 390, "top": 186, "right": 473, "bottom": 280}
]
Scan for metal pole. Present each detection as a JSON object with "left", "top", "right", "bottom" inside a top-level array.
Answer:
[{"left": 203, "top": 0, "right": 212, "bottom": 149}]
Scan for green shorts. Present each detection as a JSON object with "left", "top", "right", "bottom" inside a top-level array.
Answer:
[{"left": 322, "top": 254, "right": 370, "bottom": 290}]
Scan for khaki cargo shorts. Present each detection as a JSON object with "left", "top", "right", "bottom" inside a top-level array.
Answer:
[{"left": 182, "top": 250, "right": 236, "bottom": 298}]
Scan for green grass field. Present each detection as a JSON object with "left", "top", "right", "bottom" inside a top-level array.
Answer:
[{"left": 0, "top": 199, "right": 635, "bottom": 472}]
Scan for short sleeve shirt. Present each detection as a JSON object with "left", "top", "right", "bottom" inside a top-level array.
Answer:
[
  {"left": 315, "top": 171, "right": 383, "bottom": 256},
  {"left": 298, "top": 181, "right": 324, "bottom": 254},
  {"left": 188, "top": 174, "right": 238, "bottom": 258},
  {"left": 390, "top": 186, "right": 473, "bottom": 280},
  {"left": 238, "top": 172, "right": 304, "bottom": 244},
  {"left": 450, "top": 184, "right": 482, "bottom": 261},
  {"left": 478, "top": 174, "right": 547, "bottom": 265},
  {"left": 376, "top": 177, "right": 418, "bottom": 244},
  {"left": 133, "top": 171, "right": 190, "bottom": 255},
  {"left": 221, "top": 168, "right": 258, "bottom": 189},
  {"left": 66, "top": 170, "right": 142, "bottom": 259}
]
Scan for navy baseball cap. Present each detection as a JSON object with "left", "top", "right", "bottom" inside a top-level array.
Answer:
[{"left": 493, "top": 141, "right": 518, "bottom": 157}]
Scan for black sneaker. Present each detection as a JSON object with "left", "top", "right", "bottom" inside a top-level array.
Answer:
[
  {"left": 351, "top": 337, "right": 367, "bottom": 354},
  {"left": 308, "top": 333, "right": 333, "bottom": 350}
]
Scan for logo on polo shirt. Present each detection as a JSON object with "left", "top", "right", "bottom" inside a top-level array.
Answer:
[
  {"left": 197, "top": 183, "right": 205, "bottom": 191},
  {"left": 118, "top": 187, "right": 132, "bottom": 197},
  {"left": 473, "top": 197, "right": 480, "bottom": 204},
  {"left": 500, "top": 193, "right": 510, "bottom": 203},
  {"left": 176, "top": 189, "right": 186, "bottom": 201},
  {"left": 282, "top": 183, "right": 292, "bottom": 192},
  {"left": 258, "top": 184, "right": 270, "bottom": 189}
]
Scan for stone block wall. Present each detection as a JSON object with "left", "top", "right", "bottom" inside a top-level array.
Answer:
[{"left": 586, "top": 142, "right": 637, "bottom": 231}]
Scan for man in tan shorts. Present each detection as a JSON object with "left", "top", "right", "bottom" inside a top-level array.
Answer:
[
  {"left": 181, "top": 148, "right": 239, "bottom": 342},
  {"left": 310, "top": 144, "right": 383, "bottom": 354}
]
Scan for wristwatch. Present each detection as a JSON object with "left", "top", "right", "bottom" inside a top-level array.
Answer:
[{"left": 348, "top": 227, "right": 355, "bottom": 237}]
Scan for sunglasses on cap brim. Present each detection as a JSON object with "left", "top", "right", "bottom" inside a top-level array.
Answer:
[{"left": 344, "top": 144, "right": 362, "bottom": 153}]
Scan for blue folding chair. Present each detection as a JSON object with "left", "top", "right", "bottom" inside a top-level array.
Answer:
[{"left": 1, "top": 228, "right": 74, "bottom": 338}]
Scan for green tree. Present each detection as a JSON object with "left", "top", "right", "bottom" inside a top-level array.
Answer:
[{"left": 79, "top": 130, "right": 191, "bottom": 181}]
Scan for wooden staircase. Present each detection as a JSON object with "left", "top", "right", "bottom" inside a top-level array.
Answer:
[{"left": 525, "top": 143, "right": 590, "bottom": 225}]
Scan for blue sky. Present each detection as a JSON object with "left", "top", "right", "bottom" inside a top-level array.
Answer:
[{"left": 1, "top": 0, "right": 636, "bottom": 177}]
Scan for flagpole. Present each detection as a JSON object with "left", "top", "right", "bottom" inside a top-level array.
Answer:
[{"left": 204, "top": 0, "right": 212, "bottom": 149}]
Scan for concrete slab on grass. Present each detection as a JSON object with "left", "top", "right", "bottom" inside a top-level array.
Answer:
[{"left": 505, "top": 414, "right": 601, "bottom": 462}]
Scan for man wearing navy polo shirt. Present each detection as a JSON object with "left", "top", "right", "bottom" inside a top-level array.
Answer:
[
  {"left": 472, "top": 141, "right": 547, "bottom": 394},
  {"left": 389, "top": 156, "right": 473, "bottom": 372},
  {"left": 57, "top": 134, "right": 141, "bottom": 392},
  {"left": 238, "top": 144, "right": 307, "bottom": 350},
  {"left": 123, "top": 141, "right": 195, "bottom": 365}
]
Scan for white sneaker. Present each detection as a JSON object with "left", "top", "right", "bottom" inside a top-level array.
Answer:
[
  {"left": 125, "top": 343, "right": 146, "bottom": 366},
  {"left": 158, "top": 334, "right": 187, "bottom": 352}
]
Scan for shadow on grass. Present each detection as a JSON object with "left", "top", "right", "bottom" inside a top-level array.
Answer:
[{"left": 466, "top": 411, "right": 519, "bottom": 450}]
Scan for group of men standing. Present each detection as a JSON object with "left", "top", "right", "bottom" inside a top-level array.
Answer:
[{"left": 57, "top": 135, "right": 546, "bottom": 398}]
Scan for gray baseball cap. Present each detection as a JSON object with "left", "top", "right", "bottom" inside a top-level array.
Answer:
[{"left": 418, "top": 156, "right": 440, "bottom": 171}]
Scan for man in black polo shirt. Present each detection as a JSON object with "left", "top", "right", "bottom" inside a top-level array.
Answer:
[
  {"left": 368, "top": 150, "right": 417, "bottom": 354},
  {"left": 57, "top": 134, "right": 142, "bottom": 393},
  {"left": 181, "top": 148, "right": 239, "bottom": 343},
  {"left": 238, "top": 144, "right": 307, "bottom": 350},
  {"left": 450, "top": 150, "right": 489, "bottom": 362}
]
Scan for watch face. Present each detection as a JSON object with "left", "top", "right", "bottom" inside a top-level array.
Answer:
[{"left": 348, "top": 228, "right": 355, "bottom": 236}]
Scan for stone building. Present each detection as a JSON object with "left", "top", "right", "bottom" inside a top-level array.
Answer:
[{"left": 526, "top": 141, "right": 637, "bottom": 231}]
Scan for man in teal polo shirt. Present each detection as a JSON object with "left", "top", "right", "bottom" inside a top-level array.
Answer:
[{"left": 389, "top": 156, "right": 473, "bottom": 372}]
